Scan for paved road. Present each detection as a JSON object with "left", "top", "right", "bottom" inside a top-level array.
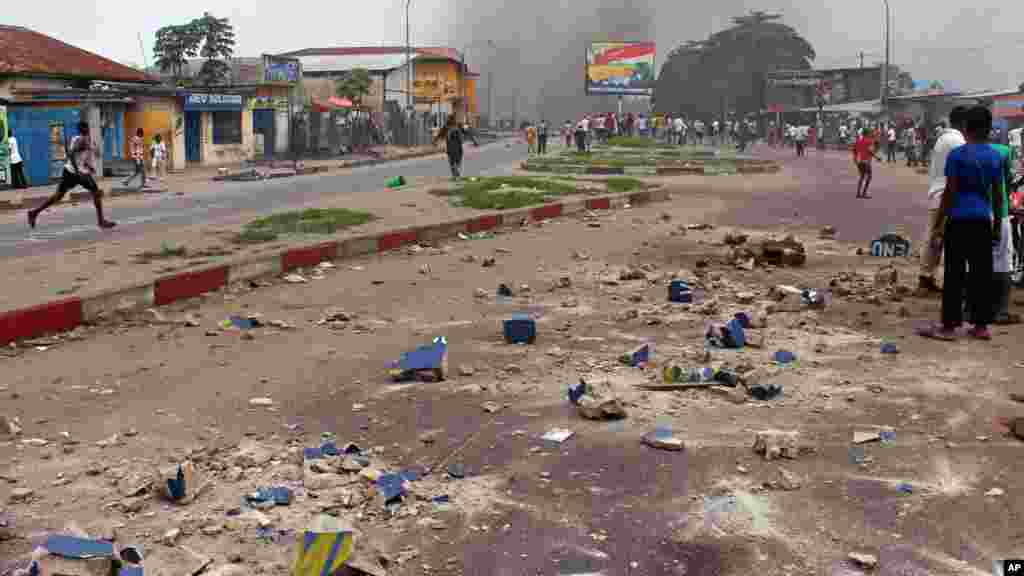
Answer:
[
  {"left": 730, "top": 143, "right": 929, "bottom": 245},
  {"left": 0, "top": 140, "right": 525, "bottom": 259}
]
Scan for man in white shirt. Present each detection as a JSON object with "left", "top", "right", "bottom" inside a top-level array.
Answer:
[
  {"left": 886, "top": 124, "right": 897, "bottom": 162},
  {"left": 919, "top": 106, "right": 968, "bottom": 293},
  {"left": 28, "top": 121, "right": 116, "bottom": 229},
  {"left": 8, "top": 128, "right": 27, "bottom": 189},
  {"left": 637, "top": 114, "right": 648, "bottom": 138},
  {"left": 1009, "top": 127, "right": 1022, "bottom": 159},
  {"left": 672, "top": 116, "right": 684, "bottom": 146},
  {"left": 794, "top": 124, "right": 809, "bottom": 157}
]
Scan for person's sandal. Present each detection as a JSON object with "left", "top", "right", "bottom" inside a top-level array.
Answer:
[{"left": 967, "top": 326, "right": 992, "bottom": 340}]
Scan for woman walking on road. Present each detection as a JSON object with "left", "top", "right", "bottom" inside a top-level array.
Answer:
[{"left": 432, "top": 116, "right": 478, "bottom": 180}]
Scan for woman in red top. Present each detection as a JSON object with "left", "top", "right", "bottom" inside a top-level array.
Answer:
[{"left": 853, "top": 128, "right": 882, "bottom": 198}]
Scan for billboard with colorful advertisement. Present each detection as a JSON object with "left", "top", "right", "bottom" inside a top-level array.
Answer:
[
  {"left": 586, "top": 41, "right": 656, "bottom": 96},
  {"left": 993, "top": 94, "right": 1024, "bottom": 119}
]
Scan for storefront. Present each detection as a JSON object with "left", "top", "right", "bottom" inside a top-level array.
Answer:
[
  {"left": 182, "top": 92, "right": 254, "bottom": 166},
  {"left": 249, "top": 89, "right": 290, "bottom": 159}
]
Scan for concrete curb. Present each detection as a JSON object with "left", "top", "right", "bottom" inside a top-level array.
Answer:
[{"left": 0, "top": 187, "right": 671, "bottom": 345}]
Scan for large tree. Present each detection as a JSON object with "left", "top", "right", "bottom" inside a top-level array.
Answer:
[
  {"left": 153, "top": 23, "right": 202, "bottom": 81},
  {"left": 654, "top": 11, "right": 815, "bottom": 120},
  {"left": 193, "top": 12, "right": 236, "bottom": 86},
  {"left": 335, "top": 68, "right": 373, "bottom": 106}
]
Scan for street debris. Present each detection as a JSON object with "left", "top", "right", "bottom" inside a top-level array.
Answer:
[
  {"left": 572, "top": 379, "right": 627, "bottom": 420},
  {"left": 668, "top": 279, "right": 693, "bottom": 303},
  {"left": 481, "top": 401, "right": 502, "bottom": 413},
  {"left": 880, "top": 342, "right": 900, "bottom": 354},
  {"left": 387, "top": 336, "right": 448, "bottom": 382},
  {"left": 760, "top": 236, "right": 806, "bottom": 267},
  {"left": 773, "top": 350, "right": 797, "bottom": 365},
  {"left": 619, "top": 343, "right": 651, "bottom": 367},
  {"left": 766, "top": 467, "right": 802, "bottom": 491},
  {"left": 161, "top": 460, "right": 203, "bottom": 503},
  {"left": 819, "top": 225, "right": 836, "bottom": 239},
  {"left": 985, "top": 487, "right": 1005, "bottom": 497},
  {"left": 706, "top": 317, "right": 746, "bottom": 348},
  {"left": 1, "top": 414, "right": 22, "bottom": 437},
  {"left": 848, "top": 552, "right": 878, "bottom": 571},
  {"left": 753, "top": 430, "right": 805, "bottom": 461},
  {"left": 503, "top": 314, "right": 537, "bottom": 344},
  {"left": 497, "top": 283, "right": 513, "bottom": 297},
  {"left": 248, "top": 397, "right": 274, "bottom": 407},
  {"left": 246, "top": 486, "right": 294, "bottom": 507},
  {"left": 642, "top": 427, "right": 685, "bottom": 451},
  {"left": 446, "top": 463, "right": 466, "bottom": 479},
  {"left": 897, "top": 483, "right": 914, "bottom": 494},
  {"left": 283, "top": 273, "right": 308, "bottom": 284},
  {"left": 293, "top": 515, "right": 355, "bottom": 575},
  {"left": 541, "top": 428, "right": 574, "bottom": 443}
]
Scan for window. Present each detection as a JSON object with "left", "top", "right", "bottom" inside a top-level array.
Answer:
[{"left": 212, "top": 111, "right": 242, "bottom": 144}]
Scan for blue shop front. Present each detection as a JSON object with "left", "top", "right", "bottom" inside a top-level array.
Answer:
[{"left": 182, "top": 91, "right": 254, "bottom": 166}]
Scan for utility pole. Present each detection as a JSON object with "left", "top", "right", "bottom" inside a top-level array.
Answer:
[
  {"left": 405, "top": 0, "right": 413, "bottom": 145},
  {"left": 882, "top": 0, "right": 890, "bottom": 121},
  {"left": 487, "top": 70, "right": 493, "bottom": 129},
  {"left": 859, "top": 52, "right": 864, "bottom": 69}
]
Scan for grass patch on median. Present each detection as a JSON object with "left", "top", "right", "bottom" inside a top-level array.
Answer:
[
  {"left": 235, "top": 208, "right": 375, "bottom": 243},
  {"left": 432, "top": 176, "right": 577, "bottom": 210},
  {"left": 603, "top": 177, "right": 645, "bottom": 193},
  {"left": 607, "top": 136, "right": 661, "bottom": 148}
]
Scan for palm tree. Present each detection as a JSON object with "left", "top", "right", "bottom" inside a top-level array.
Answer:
[{"left": 654, "top": 11, "right": 816, "bottom": 119}]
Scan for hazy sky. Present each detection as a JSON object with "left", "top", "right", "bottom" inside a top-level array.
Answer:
[{"left": 6, "top": 0, "right": 1023, "bottom": 92}]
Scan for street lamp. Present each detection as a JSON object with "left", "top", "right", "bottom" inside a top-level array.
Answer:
[{"left": 882, "top": 0, "right": 891, "bottom": 120}]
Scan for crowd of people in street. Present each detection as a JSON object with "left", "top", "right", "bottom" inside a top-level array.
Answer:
[{"left": 521, "top": 112, "right": 760, "bottom": 155}]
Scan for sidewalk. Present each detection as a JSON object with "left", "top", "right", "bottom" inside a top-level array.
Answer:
[{"left": 0, "top": 145, "right": 443, "bottom": 211}]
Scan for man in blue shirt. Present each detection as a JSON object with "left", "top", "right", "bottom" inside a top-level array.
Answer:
[{"left": 922, "top": 105, "right": 1004, "bottom": 340}]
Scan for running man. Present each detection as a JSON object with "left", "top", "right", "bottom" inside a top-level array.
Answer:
[
  {"left": 28, "top": 121, "right": 116, "bottom": 230},
  {"left": 432, "top": 117, "right": 479, "bottom": 180},
  {"left": 853, "top": 127, "right": 881, "bottom": 199}
]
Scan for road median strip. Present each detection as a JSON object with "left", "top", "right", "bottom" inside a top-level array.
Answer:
[{"left": 0, "top": 187, "right": 670, "bottom": 345}]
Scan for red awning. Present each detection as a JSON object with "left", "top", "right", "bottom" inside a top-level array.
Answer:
[{"left": 310, "top": 96, "right": 354, "bottom": 112}]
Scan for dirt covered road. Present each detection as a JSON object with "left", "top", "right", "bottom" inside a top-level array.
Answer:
[{"left": 1, "top": 168, "right": 1023, "bottom": 576}]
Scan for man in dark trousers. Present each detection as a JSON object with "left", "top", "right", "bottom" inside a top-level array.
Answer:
[
  {"left": 537, "top": 121, "right": 549, "bottom": 155},
  {"left": 433, "top": 116, "right": 479, "bottom": 180},
  {"left": 28, "top": 121, "right": 116, "bottom": 230}
]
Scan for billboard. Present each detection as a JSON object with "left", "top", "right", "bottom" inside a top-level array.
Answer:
[
  {"left": 586, "top": 41, "right": 656, "bottom": 96},
  {"left": 263, "top": 55, "right": 300, "bottom": 84},
  {"left": 993, "top": 94, "right": 1024, "bottom": 119}
]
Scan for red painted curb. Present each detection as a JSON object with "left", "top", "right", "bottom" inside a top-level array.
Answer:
[
  {"left": 0, "top": 297, "right": 83, "bottom": 345},
  {"left": 378, "top": 228, "right": 419, "bottom": 252},
  {"left": 531, "top": 203, "right": 563, "bottom": 221},
  {"left": 282, "top": 241, "right": 339, "bottom": 272},
  {"left": 154, "top": 266, "right": 230, "bottom": 306},
  {"left": 467, "top": 214, "right": 501, "bottom": 233},
  {"left": 586, "top": 197, "right": 612, "bottom": 210}
]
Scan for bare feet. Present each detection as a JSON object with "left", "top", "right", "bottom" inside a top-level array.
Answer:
[
  {"left": 98, "top": 220, "right": 117, "bottom": 230},
  {"left": 27, "top": 210, "right": 37, "bottom": 229}
]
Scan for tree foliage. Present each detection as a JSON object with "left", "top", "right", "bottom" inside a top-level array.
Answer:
[
  {"left": 653, "top": 11, "right": 815, "bottom": 119},
  {"left": 335, "top": 68, "right": 373, "bottom": 105},
  {"left": 194, "top": 12, "right": 236, "bottom": 86},
  {"left": 153, "top": 23, "right": 202, "bottom": 80},
  {"left": 153, "top": 13, "right": 235, "bottom": 86}
]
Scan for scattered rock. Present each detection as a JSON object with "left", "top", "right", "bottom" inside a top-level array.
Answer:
[
  {"left": 481, "top": 401, "right": 502, "bottom": 414},
  {"left": 162, "top": 528, "right": 182, "bottom": 545},
  {"left": 235, "top": 440, "right": 274, "bottom": 468},
  {"left": 753, "top": 430, "right": 804, "bottom": 461},
  {"left": 248, "top": 397, "right": 274, "bottom": 407},
  {"left": 775, "top": 468, "right": 802, "bottom": 491},
  {"left": 760, "top": 237, "right": 806, "bottom": 267},
  {"left": 642, "top": 430, "right": 685, "bottom": 451},
  {"left": 458, "top": 364, "right": 475, "bottom": 377},
  {"left": 874, "top": 266, "right": 898, "bottom": 287},
  {"left": 819, "top": 226, "right": 836, "bottom": 239},
  {"left": 200, "top": 524, "right": 224, "bottom": 536},
  {"left": 985, "top": 487, "right": 1005, "bottom": 497},
  {"left": 473, "top": 288, "right": 488, "bottom": 299},
  {"left": 848, "top": 552, "right": 878, "bottom": 571},
  {"left": 619, "top": 268, "right": 647, "bottom": 281},
  {"left": 8, "top": 487, "right": 34, "bottom": 503},
  {"left": 1, "top": 415, "right": 22, "bottom": 437},
  {"left": 723, "top": 232, "right": 748, "bottom": 246}
]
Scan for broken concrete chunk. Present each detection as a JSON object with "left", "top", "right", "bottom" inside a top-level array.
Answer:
[
  {"left": 642, "top": 430, "right": 685, "bottom": 451},
  {"left": 848, "top": 552, "right": 878, "bottom": 570},
  {"left": 753, "top": 430, "right": 804, "bottom": 461},
  {"left": 1, "top": 415, "right": 22, "bottom": 437}
]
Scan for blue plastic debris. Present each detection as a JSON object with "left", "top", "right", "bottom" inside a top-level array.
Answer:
[
  {"left": 166, "top": 465, "right": 187, "bottom": 502},
  {"left": 44, "top": 535, "right": 116, "bottom": 559},
  {"left": 620, "top": 343, "right": 651, "bottom": 366},
  {"left": 227, "top": 315, "right": 258, "bottom": 330},
  {"left": 568, "top": 380, "right": 587, "bottom": 405},
  {"left": 668, "top": 280, "right": 693, "bottom": 303},
  {"left": 351, "top": 454, "right": 371, "bottom": 468},
  {"left": 446, "top": 463, "right": 466, "bottom": 479},
  {"left": 399, "top": 469, "right": 422, "bottom": 483},
  {"left": 120, "top": 546, "right": 144, "bottom": 564},
  {"left": 341, "top": 443, "right": 361, "bottom": 455},
  {"left": 119, "top": 567, "right": 144, "bottom": 576},
  {"left": 503, "top": 314, "right": 536, "bottom": 344},
  {"left": 880, "top": 342, "right": 900, "bottom": 354},
  {"left": 431, "top": 495, "right": 450, "bottom": 504},
  {"left": 303, "top": 441, "right": 340, "bottom": 460},
  {"left": 376, "top": 474, "right": 407, "bottom": 503},
  {"left": 662, "top": 365, "right": 715, "bottom": 384},
  {"left": 387, "top": 336, "right": 448, "bottom": 381},
  {"left": 897, "top": 483, "right": 913, "bottom": 494},
  {"left": 706, "top": 319, "right": 745, "bottom": 349},
  {"left": 247, "top": 486, "right": 293, "bottom": 506},
  {"left": 773, "top": 350, "right": 797, "bottom": 364},
  {"left": 879, "top": 430, "right": 896, "bottom": 443}
]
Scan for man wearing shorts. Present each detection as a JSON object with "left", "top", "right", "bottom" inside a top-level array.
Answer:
[
  {"left": 853, "top": 128, "right": 880, "bottom": 198},
  {"left": 28, "top": 121, "right": 116, "bottom": 230}
]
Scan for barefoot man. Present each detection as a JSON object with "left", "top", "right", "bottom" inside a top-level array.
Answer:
[{"left": 28, "top": 121, "right": 116, "bottom": 230}]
